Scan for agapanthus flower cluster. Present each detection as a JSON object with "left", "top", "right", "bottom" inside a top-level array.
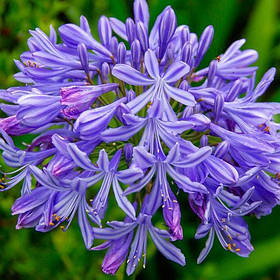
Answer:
[{"left": 1, "top": 0, "right": 280, "bottom": 275}]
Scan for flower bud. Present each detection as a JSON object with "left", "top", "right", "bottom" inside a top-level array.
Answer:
[
  {"left": 98, "top": 16, "right": 112, "bottom": 48},
  {"left": 77, "top": 43, "right": 89, "bottom": 73},
  {"left": 159, "top": 7, "right": 177, "bottom": 59},
  {"left": 117, "top": 42, "right": 126, "bottom": 64},
  {"left": 125, "top": 18, "right": 136, "bottom": 45}
]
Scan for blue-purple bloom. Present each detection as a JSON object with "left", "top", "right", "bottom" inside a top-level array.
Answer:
[{"left": 1, "top": 0, "right": 280, "bottom": 276}]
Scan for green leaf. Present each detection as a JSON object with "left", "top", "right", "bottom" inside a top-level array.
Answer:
[{"left": 244, "top": 0, "right": 277, "bottom": 81}]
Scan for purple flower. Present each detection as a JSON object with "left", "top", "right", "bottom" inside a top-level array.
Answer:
[
  {"left": 195, "top": 183, "right": 261, "bottom": 263},
  {"left": 60, "top": 83, "right": 118, "bottom": 119},
  {"left": 12, "top": 168, "right": 94, "bottom": 249},
  {"left": 74, "top": 97, "right": 126, "bottom": 140},
  {"left": 65, "top": 145, "right": 142, "bottom": 224},
  {"left": 112, "top": 49, "right": 195, "bottom": 116},
  {"left": 1, "top": 0, "right": 280, "bottom": 275},
  {"left": 93, "top": 192, "right": 186, "bottom": 276}
]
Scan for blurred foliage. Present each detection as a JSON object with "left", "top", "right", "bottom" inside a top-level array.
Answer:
[{"left": 1, "top": 0, "right": 280, "bottom": 279}]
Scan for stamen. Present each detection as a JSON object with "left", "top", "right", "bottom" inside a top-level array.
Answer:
[{"left": 147, "top": 101, "right": 153, "bottom": 108}]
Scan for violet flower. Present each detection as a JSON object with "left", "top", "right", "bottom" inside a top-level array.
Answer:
[{"left": 0, "top": 0, "right": 280, "bottom": 276}]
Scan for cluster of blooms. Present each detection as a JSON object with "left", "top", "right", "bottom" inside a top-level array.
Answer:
[{"left": 1, "top": 0, "right": 280, "bottom": 275}]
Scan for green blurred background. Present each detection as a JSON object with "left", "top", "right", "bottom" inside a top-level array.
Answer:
[{"left": 1, "top": 0, "right": 280, "bottom": 279}]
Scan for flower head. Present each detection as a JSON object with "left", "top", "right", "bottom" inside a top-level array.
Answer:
[{"left": 1, "top": 0, "right": 280, "bottom": 276}]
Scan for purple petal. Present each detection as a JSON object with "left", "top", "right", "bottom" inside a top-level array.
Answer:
[
  {"left": 158, "top": 7, "right": 177, "bottom": 59},
  {"left": 29, "top": 166, "right": 68, "bottom": 191},
  {"left": 77, "top": 43, "right": 89, "bottom": 73},
  {"left": 148, "top": 225, "right": 185, "bottom": 266},
  {"left": 80, "top": 15, "right": 91, "bottom": 33},
  {"left": 133, "top": 146, "right": 156, "bottom": 169},
  {"left": 109, "top": 17, "right": 128, "bottom": 41},
  {"left": 158, "top": 119, "right": 194, "bottom": 134},
  {"left": 59, "top": 24, "right": 112, "bottom": 58},
  {"left": 197, "top": 228, "right": 214, "bottom": 264},
  {"left": 12, "top": 187, "right": 50, "bottom": 215},
  {"left": 112, "top": 177, "right": 136, "bottom": 220},
  {"left": 127, "top": 85, "right": 155, "bottom": 113},
  {"left": 136, "top": 21, "right": 149, "bottom": 52},
  {"left": 134, "top": 0, "right": 149, "bottom": 29},
  {"left": 97, "top": 149, "right": 110, "bottom": 172},
  {"left": 124, "top": 165, "right": 156, "bottom": 195},
  {"left": 221, "top": 39, "right": 246, "bottom": 62},
  {"left": 166, "top": 165, "right": 208, "bottom": 193},
  {"left": 131, "top": 39, "right": 141, "bottom": 69},
  {"left": 117, "top": 168, "right": 143, "bottom": 185},
  {"left": 172, "top": 146, "right": 212, "bottom": 168},
  {"left": 164, "top": 84, "right": 195, "bottom": 106},
  {"left": 93, "top": 222, "right": 136, "bottom": 240},
  {"left": 101, "top": 122, "right": 146, "bottom": 142},
  {"left": 112, "top": 64, "right": 154, "bottom": 86},
  {"left": 163, "top": 62, "right": 190, "bottom": 83},
  {"left": 126, "top": 18, "right": 136, "bottom": 45},
  {"left": 78, "top": 198, "right": 94, "bottom": 249},
  {"left": 67, "top": 143, "right": 96, "bottom": 171},
  {"left": 165, "top": 143, "right": 180, "bottom": 164},
  {"left": 144, "top": 49, "right": 159, "bottom": 78},
  {"left": 98, "top": 16, "right": 112, "bottom": 47},
  {"left": 195, "top": 25, "right": 214, "bottom": 67},
  {"left": 206, "top": 156, "right": 239, "bottom": 184}
]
